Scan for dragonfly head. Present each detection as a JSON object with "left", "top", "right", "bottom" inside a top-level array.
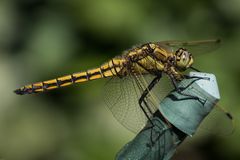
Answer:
[{"left": 175, "top": 48, "right": 193, "bottom": 71}]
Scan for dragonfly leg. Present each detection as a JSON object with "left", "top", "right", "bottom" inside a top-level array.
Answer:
[
  {"left": 190, "top": 66, "right": 201, "bottom": 72},
  {"left": 138, "top": 75, "right": 162, "bottom": 126},
  {"left": 183, "top": 74, "right": 210, "bottom": 81},
  {"left": 169, "top": 75, "right": 206, "bottom": 105},
  {"left": 138, "top": 75, "right": 161, "bottom": 144}
]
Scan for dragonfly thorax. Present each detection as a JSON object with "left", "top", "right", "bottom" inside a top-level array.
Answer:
[{"left": 174, "top": 48, "right": 193, "bottom": 71}]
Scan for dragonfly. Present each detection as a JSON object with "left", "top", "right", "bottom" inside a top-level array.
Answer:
[{"left": 14, "top": 39, "right": 233, "bottom": 134}]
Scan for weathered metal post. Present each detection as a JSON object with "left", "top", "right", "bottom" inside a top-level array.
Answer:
[{"left": 116, "top": 72, "right": 220, "bottom": 160}]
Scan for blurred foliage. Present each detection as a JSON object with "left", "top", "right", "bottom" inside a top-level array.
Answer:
[{"left": 0, "top": 0, "right": 240, "bottom": 159}]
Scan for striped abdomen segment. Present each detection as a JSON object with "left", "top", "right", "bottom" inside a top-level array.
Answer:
[{"left": 14, "top": 58, "right": 125, "bottom": 95}]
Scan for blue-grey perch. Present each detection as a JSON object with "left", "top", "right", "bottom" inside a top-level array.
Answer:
[{"left": 116, "top": 72, "right": 220, "bottom": 160}]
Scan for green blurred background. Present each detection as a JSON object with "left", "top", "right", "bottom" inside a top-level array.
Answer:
[{"left": 0, "top": 0, "right": 240, "bottom": 159}]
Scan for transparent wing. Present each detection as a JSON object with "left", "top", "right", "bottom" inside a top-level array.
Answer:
[
  {"left": 158, "top": 39, "right": 221, "bottom": 55},
  {"left": 104, "top": 74, "right": 174, "bottom": 133},
  {"left": 103, "top": 56, "right": 173, "bottom": 133},
  {"left": 103, "top": 75, "right": 152, "bottom": 133},
  {"left": 104, "top": 73, "right": 234, "bottom": 135},
  {"left": 198, "top": 104, "right": 235, "bottom": 136},
  {"left": 103, "top": 75, "right": 140, "bottom": 133}
]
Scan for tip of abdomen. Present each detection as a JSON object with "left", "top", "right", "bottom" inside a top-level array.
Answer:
[
  {"left": 14, "top": 88, "right": 33, "bottom": 95},
  {"left": 14, "top": 88, "right": 25, "bottom": 95}
]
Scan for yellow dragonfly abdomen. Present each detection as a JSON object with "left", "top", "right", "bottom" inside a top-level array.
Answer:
[{"left": 14, "top": 57, "right": 126, "bottom": 95}]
